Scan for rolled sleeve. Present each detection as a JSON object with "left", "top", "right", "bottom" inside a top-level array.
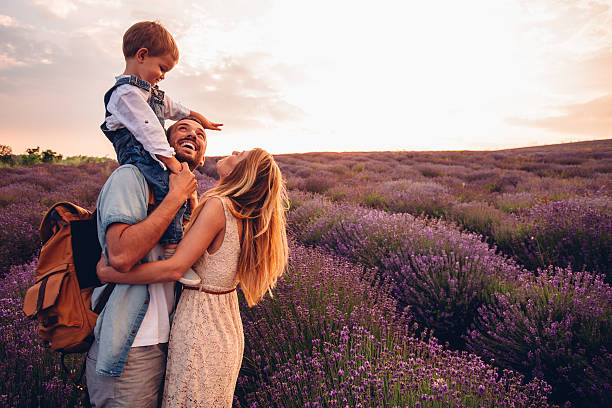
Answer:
[
  {"left": 96, "top": 165, "right": 150, "bottom": 258},
  {"left": 107, "top": 86, "right": 175, "bottom": 165}
]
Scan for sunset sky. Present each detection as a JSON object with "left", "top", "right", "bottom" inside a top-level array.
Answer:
[{"left": 1, "top": 0, "right": 612, "bottom": 157}]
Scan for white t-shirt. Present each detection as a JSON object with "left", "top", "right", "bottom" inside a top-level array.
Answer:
[
  {"left": 132, "top": 244, "right": 176, "bottom": 346},
  {"left": 105, "top": 75, "right": 190, "bottom": 170}
]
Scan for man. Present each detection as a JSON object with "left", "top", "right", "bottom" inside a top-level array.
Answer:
[{"left": 86, "top": 117, "right": 207, "bottom": 407}]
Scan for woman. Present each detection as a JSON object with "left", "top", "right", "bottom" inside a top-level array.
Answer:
[{"left": 98, "top": 148, "right": 289, "bottom": 407}]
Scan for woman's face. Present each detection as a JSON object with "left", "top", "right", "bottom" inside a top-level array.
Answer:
[{"left": 217, "top": 150, "right": 250, "bottom": 179}]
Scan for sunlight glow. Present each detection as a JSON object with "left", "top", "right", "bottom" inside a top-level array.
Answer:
[{"left": 1, "top": 0, "right": 610, "bottom": 156}]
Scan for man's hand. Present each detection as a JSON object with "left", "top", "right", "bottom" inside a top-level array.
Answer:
[
  {"left": 169, "top": 162, "right": 197, "bottom": 203},
  {"left": 190, "top": 110, "right": 223, "bottom": 131}
]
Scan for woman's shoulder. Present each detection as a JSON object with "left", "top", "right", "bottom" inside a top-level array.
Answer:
[
  {"left": 201, "top": 196, "right": 225, "bottom": 214},
  {"left": 190, "top": 196, "right": 226, "bottom": 235}
]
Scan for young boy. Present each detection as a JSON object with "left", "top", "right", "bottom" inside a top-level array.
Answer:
[{"left": 101, "top": 21, "right": 217, "bottom": 285}]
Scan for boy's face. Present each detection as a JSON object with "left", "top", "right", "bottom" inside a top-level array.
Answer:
[{"left": 136, "top": 48, "right": 177, "bottom": 86}]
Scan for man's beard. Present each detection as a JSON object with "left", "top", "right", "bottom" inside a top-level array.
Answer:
[{"left": 175, "top": 151, "right": 200, "bottom": 169}]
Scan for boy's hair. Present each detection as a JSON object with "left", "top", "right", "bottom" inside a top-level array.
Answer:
[{"left": 123, "top": 21, "right": 179, "bottom": 61}]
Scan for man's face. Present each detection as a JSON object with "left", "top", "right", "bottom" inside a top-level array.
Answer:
[{"left": 168, "top": 119, "right": 207, "bottom": 170}]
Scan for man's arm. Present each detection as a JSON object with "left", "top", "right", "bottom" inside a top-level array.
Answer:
[
  {"left": 98, "top": 198, "right": 225, "bottom": 284},
  {"left": 106, "top": 163, "right": 196, "bottom": 272}
]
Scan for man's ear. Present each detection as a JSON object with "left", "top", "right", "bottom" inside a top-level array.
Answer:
[
  {"left": 136, "top": 48, "right": 149, "bottom": 62},
  {"left": 199, "top": 157, "right": 205, "bottom": 167}
]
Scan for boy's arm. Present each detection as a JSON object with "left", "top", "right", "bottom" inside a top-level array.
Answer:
[
  {"left": 164, "top": 95, "right": 223, "bottom": 131},
  {"left": 157, "top": 155, "right": 182, "bottom": 174},
  {"left": 108, "top": 86, "right": 175, "bottom": 169},
  {"left": 189, "top": 110, "right": 223, "bottom": 131}
]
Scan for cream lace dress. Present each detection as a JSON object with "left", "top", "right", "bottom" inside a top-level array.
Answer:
[{"left": 162, "top": 197, "right": 244, "bottom": 408}]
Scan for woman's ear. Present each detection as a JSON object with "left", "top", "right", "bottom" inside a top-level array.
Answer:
[{"left": 136, "top": 48, "right": 149, "bottom": 62}]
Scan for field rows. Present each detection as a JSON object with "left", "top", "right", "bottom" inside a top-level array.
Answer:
[{"left": 1, "top": 141, "right": 611, "bottom": 407}]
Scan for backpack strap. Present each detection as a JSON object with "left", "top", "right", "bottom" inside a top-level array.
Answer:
[{"left": 93, "top": 282, "right": 115, "bottom": 314}]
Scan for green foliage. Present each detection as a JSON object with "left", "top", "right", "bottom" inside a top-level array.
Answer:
[
  {"left": 0, "top": 145, "right": 15, "bottom": 166},
  {"left": 21, "top": 147, "right": 42, "bottom": 165},
  {"left": 0, "top": 145, "right": 110, "bottom": 167},
  {"left": 361, "top": 191, "right": 385, "bottom": 208},
  {"left": 41, "top": 149, "right": 62, "bottom": 163}
]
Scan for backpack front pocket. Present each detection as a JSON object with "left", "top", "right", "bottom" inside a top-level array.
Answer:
[{"left": 23, "top": 265, "right": 81, "bottom": 331}]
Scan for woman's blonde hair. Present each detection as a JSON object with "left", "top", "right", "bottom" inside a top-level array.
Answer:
[{"left": 187, "top": 148, "right": 289, "bottom": 306}]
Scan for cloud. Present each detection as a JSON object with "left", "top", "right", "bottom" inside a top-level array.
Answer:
[
  {"left": 0, "top": 14, "right": 31, "bottom": 28},
  {"left": 31, "top": 0, "right": 78, "bottom": 19},
  {"left": 0, "top": 26, "right": 58, "bottom": 75},
  {"left": 168, "top": 53, "right": 305, "bottom": 130},
  {"left": 508, "top": 94, "right": 612, "bottom": 138}
]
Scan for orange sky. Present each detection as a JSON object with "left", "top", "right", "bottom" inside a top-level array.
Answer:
[{"left": 1, "top": 0, "right": 611, "bottom": 157}]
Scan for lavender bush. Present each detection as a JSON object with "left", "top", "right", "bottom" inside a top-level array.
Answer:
[
  {"left": 236, "top": 244, "right": 551, "bottom": 407},
  {"left": 288, "top": 194, "right": 524, "bottom": 348},
  {"left": 496, "top": 192, "right": 539, "bottom": 214},
  {"left": 467, "top": 267, "right": 612, "bottom": 406},
  {"left": 0, "top": 162, "right": 116, "bottom": 275},
  {"left": 495, "top": 199, "right": 612, "bottom": 279},
  {"left": 447, "top": 201, "right": 513, "bottom": 239},
  {"left": 240, "top": 325, "right": 551, "bottom": 408},
  {"left": 0, "top": 259, "right": 83, "bottom": 407},
  {"left": 360, "top": 180, "right": 456, "bottom": 218},
  {"left": 0, "top": 204, "right": 41, "bottom": 276},
  {"left": 194, "top": 171, "right": 218, "bottom": 195},
  {"left": 288, "top": 194, "right": 612, "bottom": 406}
]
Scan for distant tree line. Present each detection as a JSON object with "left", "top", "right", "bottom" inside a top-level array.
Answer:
[
  {"left": 0, "top": 144, "right": 109, "bottom": 166},
  {"left": 0, "top": 145, "right": 63, "bottom": 166}
]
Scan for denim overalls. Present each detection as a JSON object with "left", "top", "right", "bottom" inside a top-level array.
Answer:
[{"left": 101, "top": 75, "right": 186, "bottom": 245}]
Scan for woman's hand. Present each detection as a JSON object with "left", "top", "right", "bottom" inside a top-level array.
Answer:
[
  {"left": 189, "top": 190, "right": 198, "bottom": 213},
  {"left": 96, "top": 253, "right": 116, "bottom": 284}
]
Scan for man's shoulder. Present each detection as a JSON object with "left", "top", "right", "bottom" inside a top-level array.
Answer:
[
  {"left": 97, "top": 165, "right": 149, "bottom": 227},
  {"left": 101, "top": 165, "right": 148, "bottom": 201},
  {"left": 107, "top": 164, "right": 145, "bottom": 183}
]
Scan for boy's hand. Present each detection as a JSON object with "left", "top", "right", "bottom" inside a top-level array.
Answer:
[
  {"left": 190, "top": 110, "right": 223, "bottom": 131},
  {"left": 169, "top": 162, "right": 197, "bottom": 202}
]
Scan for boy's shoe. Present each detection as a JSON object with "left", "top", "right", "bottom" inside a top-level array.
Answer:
[
  {"left": 179, "top": 268, "right": 201, "bottom": 286},
  {"left": 164, "top": 247, "right": 201, "bottom": 286}
]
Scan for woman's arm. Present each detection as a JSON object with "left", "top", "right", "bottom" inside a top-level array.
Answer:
[{"left": 97, "top": 197, "right": 226, "bottom": 284}]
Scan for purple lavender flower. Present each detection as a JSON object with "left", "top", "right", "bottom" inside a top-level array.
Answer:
[
  {"left": 0, "top": 259, "right": 82, "bottom": 406},
  {"left": 467, "top": 267, "right": 612, "bottom": 406},
  {"left": 234, "top": 242, "right": 551, "bottom": 407}
]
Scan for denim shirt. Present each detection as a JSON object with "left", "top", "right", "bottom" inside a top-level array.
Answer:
[{"left": 91, "top": 164, "right": 167, "bottom": 376}]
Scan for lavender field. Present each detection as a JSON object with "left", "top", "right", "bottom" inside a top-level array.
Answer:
[{"left": 1, "top": 140, "right": 611, "bottom": 407}]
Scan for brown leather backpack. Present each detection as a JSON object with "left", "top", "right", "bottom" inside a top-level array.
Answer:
[{"left": 22, "top": 202, "right": 115, "bottom": 353}]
